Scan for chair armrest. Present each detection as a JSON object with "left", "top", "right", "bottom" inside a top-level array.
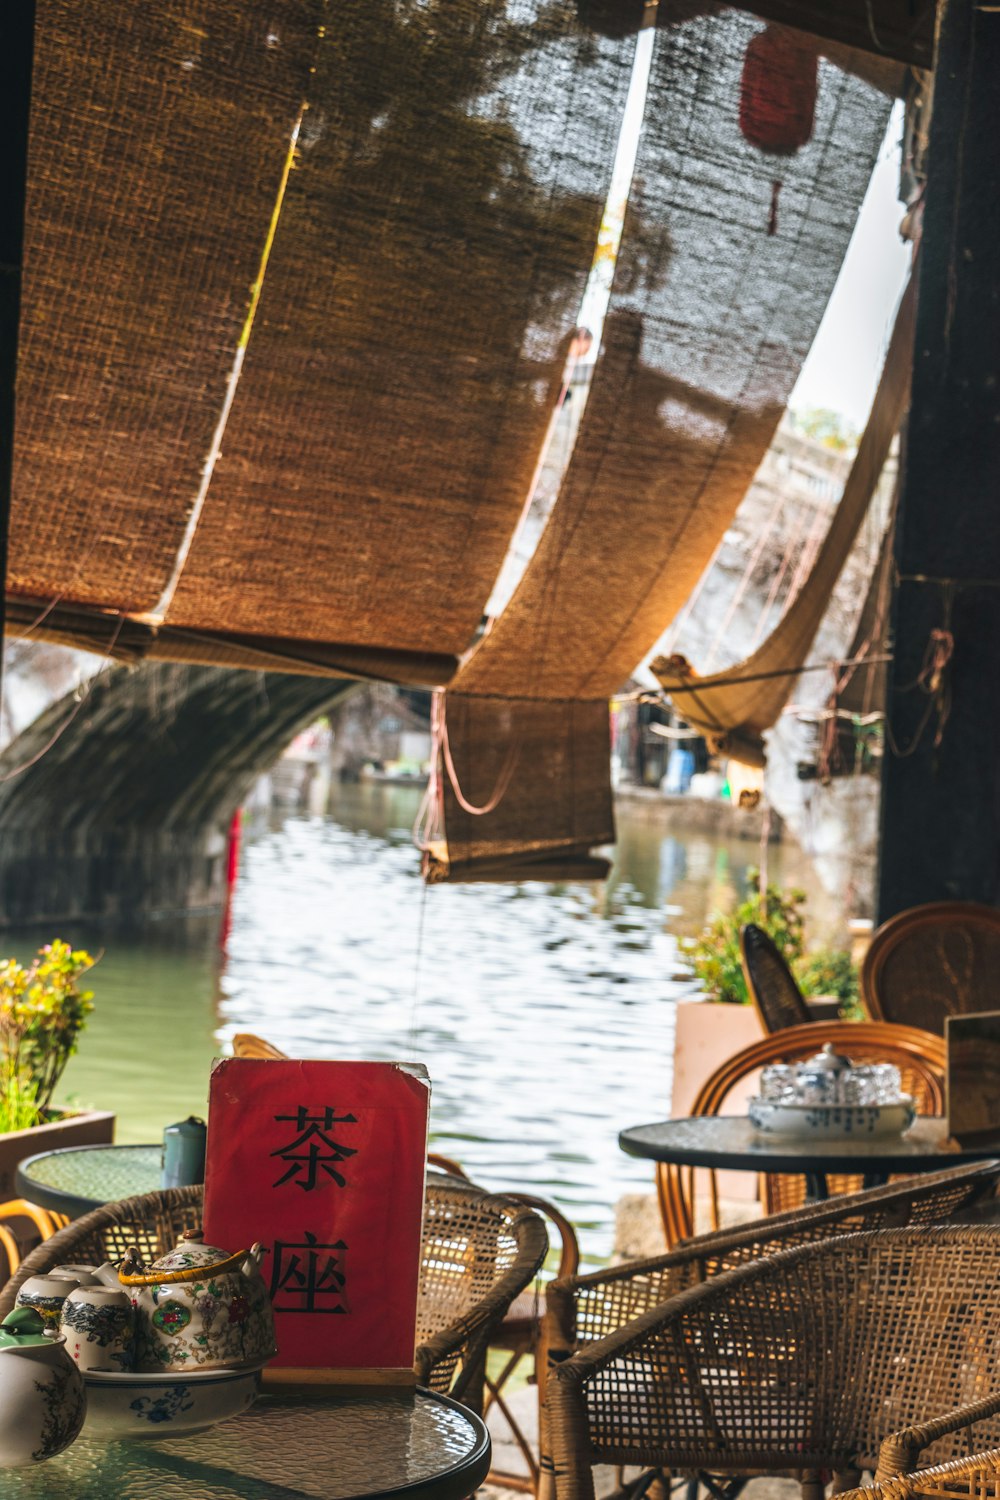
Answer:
[
  {"left": 838, "top": 1449, "right": 1000, "bottom": 1500},
  {"left": 414, "top": 1205, "right": 548, "bottom": 1407},
  {"left": 544, "top": 1253, "right": 698, "bottom": 1361},
  {"left": 876, "top": 1393, "right": 1000, "bottom": 1481}
]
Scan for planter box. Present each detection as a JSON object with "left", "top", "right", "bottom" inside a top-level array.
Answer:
[
  {"left": 671, "top": 997, "right": 764, "bottom": 1210},
  {"left": 671, "top": 997, "right": 764, "bottom": 1116},
  {"left": 0, "top": 1108, "right": 115, "bottom": 1202}
]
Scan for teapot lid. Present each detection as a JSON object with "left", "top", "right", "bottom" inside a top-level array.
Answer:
[
  {"left": 153, "top": 1229, "right": 231, "bottom": 1270},
  {"left": 0, "top": 1308, "right": 51, "bottom": 1348},
  {"left": 801, "top": 1043, "right": 853, "bottom": 1075},
  {"left": 120, "top": 1232, "right": 251, "bottom": 1287}
]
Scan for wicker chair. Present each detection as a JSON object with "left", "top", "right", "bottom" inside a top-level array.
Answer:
[
  {"left": 0, "top": 1178, "right": 548, "bottom": 1409},
  {"left": 228, "top": 1029, "right": 571, "bottom": 1462},
  {"left": 863, "top": 902, "right": 1000, "bottom": 1034},
  {"left": 547, "top": 1225, "right": 1000, "bottom": 1500},
  {"left": 231, "top": 1031, "right": 288, "bottom": 1060},
  {"left": 657, "top": 1020, "right": 947, "bottom": 1243},
  {"left": 487, "top": 1191, "right": 579, "bottom": 1493},
  {"left": 838, "top": 1448, "right": 1000, "bottom": 1500},
  {"left": 740, "top": 923, "right": 813, "bottom": 1032},
  {"left": 541, "top": 1165, "right": 1000, "bottom": 1499}
]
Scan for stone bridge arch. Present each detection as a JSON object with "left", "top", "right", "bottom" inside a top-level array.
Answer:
[{"left": 0, "top": 661, "right": 356, "bottom": 928}]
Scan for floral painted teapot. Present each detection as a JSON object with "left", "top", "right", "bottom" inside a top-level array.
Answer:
[
  {"left": 119, "top": 1229, "right": 276, "bottom": 1373},
  {"left": 0, "top": 1308, "right": 86, "bottom": 1467}
]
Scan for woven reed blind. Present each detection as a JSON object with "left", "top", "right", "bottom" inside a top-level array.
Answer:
[
  {"left": 652, "top": 276, "right": 914, "bottom": 766},
  {"left": 434, "top": 13, "right": 893, "bottom": 878},
  {"left": 162, "top": 1, "right": 635, "bottom": 656},
  {"left": 8, "top": 0, "right": 635, "bottom": 673},
  {"left": 10, "top": 0, "right": 316, "bottom": 616}
]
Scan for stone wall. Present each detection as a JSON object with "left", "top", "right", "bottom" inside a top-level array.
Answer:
[{"left": 0, "top": 653, "right": 355, "bottom": 928}]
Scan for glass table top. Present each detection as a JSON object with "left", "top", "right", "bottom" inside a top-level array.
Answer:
[
  {"left": 618, "top": 1115, "right": 998, "bottom": 1173},
  {"left": 1, "top": 1388, "right": 490, "bottom": 1500},
  {"left": 17, "top": 1145, "right": 163, "bottom": 1214}
]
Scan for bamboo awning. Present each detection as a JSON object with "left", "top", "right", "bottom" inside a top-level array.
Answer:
[
  {"left": 651, "top": 274, "right": 915, "bottom": 767},
  {"left": 429, "top": 12, "right": 894, "bottom": 880},
  {"left": 7, "top": 0, "right": 636, "bottom": 681}
]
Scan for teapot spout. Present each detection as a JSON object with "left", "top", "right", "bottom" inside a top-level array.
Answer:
[
  {"left": 242, "top": 1244, "right": 266, "bottom": 1278},
  {"left": 93, "top": 1261, "right": 125, "bottom": 1289}
]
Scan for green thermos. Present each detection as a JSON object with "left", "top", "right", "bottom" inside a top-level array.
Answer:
[{"left": 161, "top": 1116, "right": 207, "bottom": 1189}]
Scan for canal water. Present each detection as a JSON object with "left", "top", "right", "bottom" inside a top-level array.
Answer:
[{"left": 40, "top": 784, "right": 837, "bottom": 1261}]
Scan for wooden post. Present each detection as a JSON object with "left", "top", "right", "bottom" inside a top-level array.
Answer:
[
  {"left": 0, "top": 1, "right": 36, "bottom": 711},
  {"left": 877, "top": 0, "right": 1000, "bottom": 921}
]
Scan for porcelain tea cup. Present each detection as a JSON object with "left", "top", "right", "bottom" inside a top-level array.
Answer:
[
  {"left": 52, "top": 1263, "right": 102, "bottom": 1287},
  {"left": 60, "top": 1286, "right": 134, "bottom": 1373},
  {"left": 16, "top": 1274, "right": 81, "bottom": 1332}
]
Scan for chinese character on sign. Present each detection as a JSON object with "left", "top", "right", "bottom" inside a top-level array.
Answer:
[
  {"left": 270, "top": 1232, "right": 349, "bottom": 1315},
  {"left": 271, "top": 1105, "right": 358, "bottom": 1191}
]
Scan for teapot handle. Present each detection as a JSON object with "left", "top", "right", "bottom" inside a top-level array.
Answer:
[{"left": 119, "top": 1246, "right": 251, "bottom": 1286}]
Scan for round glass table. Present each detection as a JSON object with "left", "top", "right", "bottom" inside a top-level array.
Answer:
[
  {"left": 15, "top": 1150, "right": 464, "bottom": 1220},
  {"left": 619, "top": 1115, "right": 1000, "bottom": 1198},
  {"left": 0, "top": 1386, "right": 490, "bottom": 1500},
  {"left": 16, "top": 1144, "right": 164, "bottom": 1218}
]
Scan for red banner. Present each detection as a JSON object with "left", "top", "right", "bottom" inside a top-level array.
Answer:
[{"left": 204, "top": 1058, "right": 430, "bottom": 1370}]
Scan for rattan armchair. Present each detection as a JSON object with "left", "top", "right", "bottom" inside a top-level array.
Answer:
[
  {"left": 487, "top": 1190, "right": 579, "bottom": 1492},
  {"left": 863, "top": 902, "right": 1000, "bottom": 1034},
  {"left": 542, "top": 1165, "right": 1000, "bottom": 1499},
  {"left": 658, "top": 1020, "right": 947, "bottom": 1242},
  {"left": 0, "top": 1178, "right": 548, "bottom": 1410},
  {"left": 548, "top": 1161, "right": 1000, "bottom": 1359},
  {"left": 839, "top": 1448, "right": 1000, "bottom": 1500},
  {"left": 740, "top": 923, "right": 813, "bottom": 1032},
  {"left": 547, "top": 1225, "right": 1000, "bottom": 1500}
]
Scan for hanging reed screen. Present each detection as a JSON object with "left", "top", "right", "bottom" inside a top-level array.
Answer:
[
  {"left": 8, "top": 0, "right": 635, "bottom": 668},
  {"left": 433, "top": 11, "right": 894, "bottom": 877}
]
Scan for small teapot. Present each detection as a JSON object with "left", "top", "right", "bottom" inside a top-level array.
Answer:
[
  {"left": 119, "top": 1229, "right": 275, "bottom": 1373},
  {"left": 0, "top": 1308, "right": 86, "bottom": 1468},
  {"left": 793, "top": 1043, "right": 855, "bottom": 1104}
]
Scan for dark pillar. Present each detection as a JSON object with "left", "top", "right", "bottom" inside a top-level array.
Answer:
[
  {"left": 0, "top": 2, "right": 36, "bottom": 708},
  {"left": 877, "top": 0, "right": 1000, "bottom": 921}
]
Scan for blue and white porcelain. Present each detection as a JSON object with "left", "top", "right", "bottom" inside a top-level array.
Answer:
[
  {"left": 0, "top": 1308, "right": 86, "bottom": 1467},
  {"left": 81, "top": 1359, "right": 266, "bottom": 1440},
  {"left": 60, "top": 1285, "right": 135, "bottom": 1372},
  {"left": 750, "top": 1042, "right": 915, "bottom": 1139},
  {"left": 15, "top": 1274, "right": 81, "bottom": 1333},
  {"left": 748, "top": 1095, "right": 916, "bottom": 1139}
]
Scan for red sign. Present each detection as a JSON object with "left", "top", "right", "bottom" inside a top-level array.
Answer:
[{"left": 204, "top": 1059, "right": 430, "bottom": 1371}]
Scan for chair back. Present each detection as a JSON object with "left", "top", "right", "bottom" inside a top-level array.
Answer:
[
  {"left": 740, "top": 923, "right": 813, "bottom": 1032},
  {"left": 552, "top": 1225, "right": 1000, "bottom": 1496},
  {"left": 416, "top": 1179, "right": 548, "bottom": 1403},
  {"left": 547, "top": 1159, "right": 1000, "bottom": 1362},
  {"left": 232, "top": 1033, "right": 288, "bottom": 1060},
  {"left": 863, "top": 901, "right": 1000, "bottom": 1034},
  {"left": 657, "top": 1020, "right": 946, "bottom": 1245},
  {"left": 0, "top": 1187, "right": 204, "bottom": 1317},
  {"left": 0, "top": 1180, "right": 548, "bottom": 1407}
]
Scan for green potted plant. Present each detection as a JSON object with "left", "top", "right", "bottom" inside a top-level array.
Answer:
[
  {"left": 678, "top": 876, "right": 807, "bottom": 1007},
  {"left": 677, "top": 875, "right": 860, "bottom": 1013},
  {"left": 670, "top": 875, "right": 860, "bottom": 1123},
  {"left": 0, "top": 940, "right": 114, "bottom": 1200}
]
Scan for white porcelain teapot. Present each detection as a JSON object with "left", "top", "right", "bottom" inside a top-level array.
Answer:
[
  {"left": 119, "top": 1229, "right": 275, "bottom": 1372},
  {"left": 0, "top": 1307, "right": 86, "bottom": 1467}
]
